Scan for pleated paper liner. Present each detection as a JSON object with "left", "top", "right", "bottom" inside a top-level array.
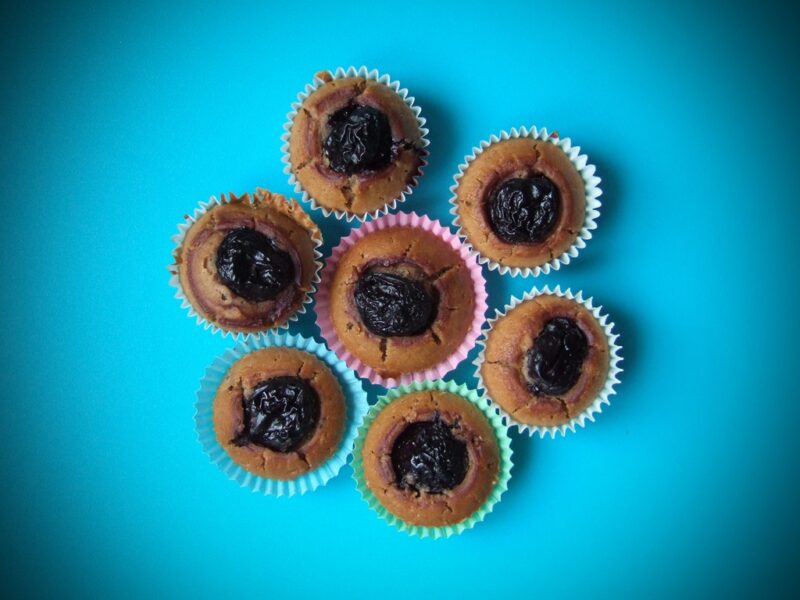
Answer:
[
  {"left": 315, "top": 211, "right": 488, "bottom": 387},
  {"left": 352, "top": 379, "right": 513, "bottom": 539},
  {"left": 474, "top": 286, "right": 623, "bottom": 438},
  {"left": 168, "top": 189, "right": 323, "bottom": 339},
  {"left": 449, "top": 126, "right": 602, "bottom": 277},
  {"left": 281, "top": 66, "right": 429, "bottom": 222},
  {"left": 195, "top": 332, "right": 368, "bottom": 496}
]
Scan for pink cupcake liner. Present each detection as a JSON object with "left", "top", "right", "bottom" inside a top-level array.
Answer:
[{"left": 316, "top": 211, "right": 488, "bottom": 387}]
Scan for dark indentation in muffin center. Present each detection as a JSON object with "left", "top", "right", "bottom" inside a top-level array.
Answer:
[
  {"left": 323, "top": 104, "right": 393, "bottom": 174},
  {"left": 215, "top": 227, "right": 296, "bottom": 302},
  {"left": 390, "top": 416, "right": 468, "bottom": 493},
  {"left": 487, "top": 175, "right": 560, "bottom": 243},
  {"left": 354, "top": 268, "right": 438, "bottom": 337},
  {"left": 524, "top": 317, "right": 588, "bottom": 395},
  {"left": 233, "top": 376, "right": 320, "bottom": 452}
]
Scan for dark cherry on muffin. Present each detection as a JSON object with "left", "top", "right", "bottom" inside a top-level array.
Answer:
[
  {"left": 481, "top": 294, "right": 609, "bottom": 427},
  {"left": 362, "top": 390, "right": 499, "bottom": 527},
  {"left": 213, "top": 348, "right": 346, "bottom": 480},
  {"left": 175, "top": 189, "right": 321, "bottom": 334},
  {"left": 328, "top": 226, "right": 475, "bottom": 379},
  {"left": 288, "top": 70, "right": 425, "bottom": 217},
  {"left": 455, "top": 136, "right": 585, "bottom": 270}
]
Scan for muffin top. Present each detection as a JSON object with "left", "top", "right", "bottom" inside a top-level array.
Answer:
[
  {"left": 288, "top": 71, "right": 425, "bottom": 217},
  {"left": 480, "top": 294, "right": 609, "bottom": 427},
  {"left": 361, "top": 390, "right": 500, "bottom": 527},
  {"left": 327, "top": 225, "right": 476, "bottom": 379},
  {"left": 213, "top": 347, "right": 346, "bottom": 480},
  {"left": 455, "top": 136, "right": 586, "bottom": 269},
  {"left": 175, "top": 189, "right": 321, "bottom": 334}
]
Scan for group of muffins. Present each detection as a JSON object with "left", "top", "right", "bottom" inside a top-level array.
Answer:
[{"left": 169, "top": 66, "right": 622, "bottom": 538}]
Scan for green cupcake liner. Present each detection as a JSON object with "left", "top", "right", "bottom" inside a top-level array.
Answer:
[{"left": 352, "top": 379, "right": 513, "bottom": 539}]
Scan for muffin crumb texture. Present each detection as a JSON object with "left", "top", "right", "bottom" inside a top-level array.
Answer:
[
  {"left": 175, "top": 190, "right": 320, "bottom": 334},
  {"left": 213, "top": 347, "right": 346, "bottom": 480},
  {"left": 329, "top": 226, "right": 476, "bottom": 378},
  {"left": 361, "top": 390, "right": 499, "bottom": 527},
  {"left": 481, "top": 294, "right": 609, "bottom": 427},
  {"left": 456, "top": 137, "right": 585, "bottom": 269},
  {"left": 289, "top": 74, "right": 425, "bottom": 216}
]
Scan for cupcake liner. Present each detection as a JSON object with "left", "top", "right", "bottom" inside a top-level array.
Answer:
[
  {"left": 194, "top": 332, "right": 369, "bottom": 497},
  {"left": 280, "top": 66, "right": 430, "bottom": 222},
  {"left": 449, "top": 126, "right": 602, "bottom": 277},
  {"left": 316, "top": 211, "right": 488, "bottom": 387},
  {"left": 473, "top": 285, "right": 623, "bottom": 438},
  {"left": 352, "top": 379, "right": 513, "bottom": 539},
  {"left": 167, "top": 191, "right": 324, "bottom": 339}
]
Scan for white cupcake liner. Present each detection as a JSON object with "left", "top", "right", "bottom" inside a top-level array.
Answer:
[
  {"left": 473, "top": 285, "right": 623, "bottom": 438},
  {"left": 167, "top": 192, "right": 323, "bottom": 339},
  {"left": 195, "top": 332, "right": 369, "bottom": 497},
  {"left": 281, "top": 66, "right": 430, "bottom": 222},
  {"left": 449, "top": 126, "right": 602, "bottom": 277}
]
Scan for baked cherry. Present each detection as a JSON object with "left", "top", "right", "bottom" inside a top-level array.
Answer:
[
  {"left": 354, "top": 271, "right": 437, "bottom": 337},
  {"left": 233, "top": 376, "right": 320, "bottom": 452},
  {"left": 487, "top": 176, "right": 560, "bottom": 243},
  {"left": 525, "top": 317, "right": 588, "bottom": 395},
  {"left": 391, "top": 417, "right": 468, "bottom": 493},
  {"left": 215, "top": 228, "right": 295, "bottom": 302},
  {"left": 323, "top": 104, "right": 393, "bottom": 174}
]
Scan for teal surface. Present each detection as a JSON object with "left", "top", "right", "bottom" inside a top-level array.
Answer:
[{"left": 2, "top": 1, "right": 799, "bottom": 598}]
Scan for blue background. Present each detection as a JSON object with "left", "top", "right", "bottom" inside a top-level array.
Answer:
[{"left": 3, "top": 1, "right": 799, "bottom": 598}]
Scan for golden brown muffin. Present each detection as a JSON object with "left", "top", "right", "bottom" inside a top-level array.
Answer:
[
  {"left": 454, "top": 136, "right": 585, "bottom": 269},
  {"left": 288, "top": 70, "right": 425, "bottom": 217},
  {"left": 328, "top": 226, "right": 476, "bottom": 379},
  {"left": 175, "top": 189, "right": 321, "bottom": 334},
  {"left": 481, "top": 294, "right": 609, "bottom": 427},
  {"left": 361, "top": 390, "right": 500, "bottom": 527},
  {"left": 213, "top": 348, "right": 346, "bottom": 480}
]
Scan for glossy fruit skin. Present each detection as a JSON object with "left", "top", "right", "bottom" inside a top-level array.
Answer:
[
  {"left": 215, "top": 228, "right": 295, "bottom": 302},
  {"left": 232, "top": 376, "right": 320, "bottom": 452},
  {"left": 390, "top": 417, "right": 468, "bottom": 493},
  {"left": 323, "top": 104, "right": 393, "bottom": 174},
  {"left": 487, "top": 175, "right": 560, "bottom": 244},
  {"left": 525, "top": 317, "right": 588, "bottom": 396},
  {"left": 354, "top": 271, "right": 437, "bottom": 337}
]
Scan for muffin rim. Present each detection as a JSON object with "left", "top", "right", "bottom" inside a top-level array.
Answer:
[
  {"left": 212, "top": 346, "right": 346, "bottom": 481},
  {"left": 351, "top": 379, "right": 513, "bottom": 539},
  {"left": 280, "top": 65, "right": 430, "bottom": 222},
  {"left": 194, "top": 332, "right": 369, "bottom": 497},
  {"left": 449, "top": 125, "right": 602, "bottom": 277},
  {"left": 474, "top": 285, "right": 623, "bottom": 438},
  {"left": 168, "top": 189, "right": 323, "bottom": 339},
  {"left": 315, "top": 211, "right": 488, "bottom": 387}
]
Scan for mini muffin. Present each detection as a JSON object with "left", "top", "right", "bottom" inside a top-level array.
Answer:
[
  {"left": 480, "top": 293, "right": 610, "bottom": 427},
  {"left": 453, "top": 132, "right": 589, "bottom": 272},
  {"left": 212, "top": 347, "right": 346, "bottom": 480},
  {"left": 327, "top": 225, "right": 476, "bottom": 379},
  {"left": 174, "top": 189, "right": 321, "bottom": 334},
  {"left": 360, "top": 389, "right": 500, "bottom": 527},
  {"left": 286, "top": 69, "right": 426, "bottom": 218}
]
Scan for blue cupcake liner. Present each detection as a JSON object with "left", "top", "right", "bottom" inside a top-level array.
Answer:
[{"left": 195, "top": 332, "right": 368, "bottom": 497}]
